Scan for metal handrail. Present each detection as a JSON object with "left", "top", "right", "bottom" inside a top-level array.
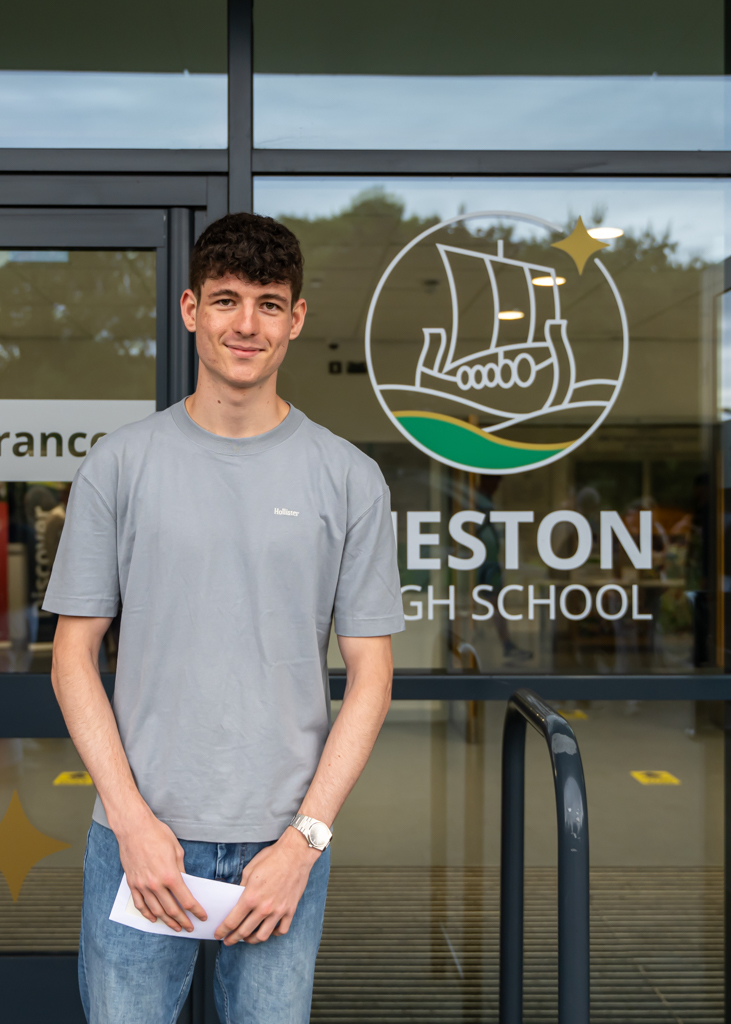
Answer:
[{"left": 500, "top": 688, "right": 590, "bottom": 1024}]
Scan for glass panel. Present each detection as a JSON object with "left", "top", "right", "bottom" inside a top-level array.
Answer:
[
  {"left": 254, "top": 0, "right": 726, "bottom": 150},
  {"left": 255, "top": 176, "right": 729, "bottom": 674},
  {"left": 0, "top": 737, "right": 94, "bottom": 952},
  {"left": 0, "top": 0, "right": 227, "bottom": 148},
  {"left": 0, "top": 250, "right": 156, "bottom": 671},
  {"left": 313, "top": 699, "right": 722, "bottom": 1021}
]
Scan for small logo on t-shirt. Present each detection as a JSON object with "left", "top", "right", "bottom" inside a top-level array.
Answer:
[{"left": 274, "top": 507, "right": 299, "bottom": 516}]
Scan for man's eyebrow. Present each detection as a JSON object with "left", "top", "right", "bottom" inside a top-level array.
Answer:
[{"left": 206, "top": 288, "right": 288, "bottom": 302}]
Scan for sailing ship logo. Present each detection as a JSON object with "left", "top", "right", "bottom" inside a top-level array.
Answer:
[{"left": 365, "top": 211, "right": 629, "bottom": 474}]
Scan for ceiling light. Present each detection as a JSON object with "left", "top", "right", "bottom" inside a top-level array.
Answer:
[
  {"left": 587, "top": 227, "right": 623, "bottom": 239},
  {"left": 498, "top": 310, "right": 525, "bottom": 320},
  {"left": 532, "top": 275, "right": 566, "bottom": 286}
]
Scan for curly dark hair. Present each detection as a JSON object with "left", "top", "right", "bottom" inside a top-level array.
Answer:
[{"left": 189, "top": 212, "right": 304, "bottom": 303}]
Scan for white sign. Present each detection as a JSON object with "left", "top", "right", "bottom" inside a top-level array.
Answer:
[
  {"left": 365, "top": 211, "right": 629, "bottom": 474},
  {"left": 0, "top": 400, "right": 156, "bottom": 481},
  {"left": 397, "top": 508, "right": 655, "bottom": 624}
]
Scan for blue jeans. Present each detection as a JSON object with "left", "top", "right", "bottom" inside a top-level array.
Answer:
[{"left": 79, "top": 821, "right": 330, "bottom": 1024}]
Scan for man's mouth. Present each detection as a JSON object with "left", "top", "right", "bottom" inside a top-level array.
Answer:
[{"left": 225, "top": 343, "right": 265, "bottom": 358}]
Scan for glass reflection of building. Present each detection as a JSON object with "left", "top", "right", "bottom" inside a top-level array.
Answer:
[
  {"left": 258, "top": 180, "right": 726, "bottom": 680},
  {"left": 0, "top": 3, "right": 728, "bottom": 1023}
]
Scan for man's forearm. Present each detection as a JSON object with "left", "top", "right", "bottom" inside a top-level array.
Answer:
[
  {"left": 211, "top": 635, "right": 394, "bottom": 945},
  {"left": 217, "top": 638, "right": 391, "bottom": 943},
  {"left": 53, "top": 617, "right": 208, "bottom": 931},
  {"left": 298, "top": 635, "right": 392, "bottom": 827},
  {"left": 52, "top": 617, "right": 150, "bottom": 833}
]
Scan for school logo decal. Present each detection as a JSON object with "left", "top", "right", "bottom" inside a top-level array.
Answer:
[{"left": 365, "top": 211, "right": 629, "bottom": 474}]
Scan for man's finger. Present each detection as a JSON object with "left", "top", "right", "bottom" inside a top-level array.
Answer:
[
  {"left": 140, "top": 889, "right": 184, "bottom": 932},
  {"left": 169, "top": 878, "right": 207, "bottom": 922},
  {"left": 223, "top": 908, "right": 267, "bottom": 946},
  {"left": 272, "top": 915, "right": 292, "bottom": 937},
  {"left": 155, "top": 887, "right": 197, "bottom": 932},
  {"left": 215, "top": 895, "right": 253, "bottom": 940},
  {"left": 223, "top": 917, "right": 262, "bottom": 945},
  {"left": 247, "top": 913, "right": 280, "bottom": 943},
  {"left": 130, "top": 888, "right": 158, "bottom": 924}
]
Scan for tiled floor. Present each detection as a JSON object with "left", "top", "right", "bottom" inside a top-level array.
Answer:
[{"left": 0, "top": 699, "right": 724, "bottom": 1019}]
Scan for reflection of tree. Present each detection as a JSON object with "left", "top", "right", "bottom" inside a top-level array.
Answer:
[
  {"left": 283, "top": 186, "right": 706, "bottom": 271},
  {"left": 0, "top": 250, "right": 156, "bottom": 400},
  {"left": 282, "top": 188, "right": 437, "bottom": 255},
  {"left": 281, "top": 188, "right": 707, "bottom": 351}
]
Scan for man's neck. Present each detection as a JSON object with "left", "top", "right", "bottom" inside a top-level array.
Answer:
[{"left": 184, "top": 372, "right": 290, "bottom": 439}]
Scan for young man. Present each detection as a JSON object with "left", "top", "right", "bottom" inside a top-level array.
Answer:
[{"left": 44, "top": 212, "right": 405, "bottom": 1024}]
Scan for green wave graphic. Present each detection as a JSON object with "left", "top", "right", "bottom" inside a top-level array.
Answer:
[{"left": 395, "top": 413, "right": 569, "bottom": 470}]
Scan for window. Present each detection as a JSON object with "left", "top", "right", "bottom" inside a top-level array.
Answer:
[
  {"left": 253, "top": 0, "right": 726, "bottom": 151},
  {"left": 0, "top": 0, "right": 227, "bottom": 148},
  {"left": 256, "top": 175, "right": 729, "bottom": 673}
]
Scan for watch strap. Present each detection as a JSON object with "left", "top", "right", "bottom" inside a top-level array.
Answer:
[{"left": 289, "top": 813, "right": 332, "bottom": 850}]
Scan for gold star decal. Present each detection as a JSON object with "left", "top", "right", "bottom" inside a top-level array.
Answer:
[
  {"left": 0, "top": 790, "right": 71, "bottom": 901},
  {"left": 551, "top": 216, "right": 609, "bottom": 275}
]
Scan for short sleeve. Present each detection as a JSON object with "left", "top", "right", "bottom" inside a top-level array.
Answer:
[
  {"left": 333, "top": 492, "right": 405, "bottom": 637},
  {"left": 42, "top": 473, "right": 120, "bottom": 617}
]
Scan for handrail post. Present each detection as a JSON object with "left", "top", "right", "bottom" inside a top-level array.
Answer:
[
  {"left": 557, "top": 741, "right": 590, "bottom": 1022},
  {"left": 500, "top": 704, "right": 527, "bottom": 1024},
  {"left": 500, "top": 689, "right": 590, "bottom": 1024}
]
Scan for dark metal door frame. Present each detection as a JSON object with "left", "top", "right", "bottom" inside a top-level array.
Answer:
[
  {"left": 0, "top": 193, "right": 729, "bottom": 1016},
  {"left": 0, "top": 204, "right": 197, "bottom": 1024},
  {"left": 0, "top": 1, "right": 730, "bottom": 1017}
]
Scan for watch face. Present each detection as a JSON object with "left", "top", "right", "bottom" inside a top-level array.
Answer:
[{"left": 309, "top": 822, "right": 331, "bottom": 848}]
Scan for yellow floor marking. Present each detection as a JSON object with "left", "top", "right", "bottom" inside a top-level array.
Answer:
[
  {"left": 0, "top": 791, "right": 70, "bottom": 900},
  {"left": 559, "top": 710, "right": 588, "bottom": 721},
  {"left": 630, "top": 770, "right": 681, "bottom": 786},
  {"left": 53, "top": 771, "right": 92, "bottom": 786}
]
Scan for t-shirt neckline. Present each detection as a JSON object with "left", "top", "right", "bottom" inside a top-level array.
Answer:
[{"left": 171, "top": 398, "right": 305, "bottom": 456}]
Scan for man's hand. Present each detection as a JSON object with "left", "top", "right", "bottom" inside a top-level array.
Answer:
[
  {"left": 116, "top": 808, "right": 208, "bottom": 933},
  {"left": 214, "top": 635, "right": 392, "bottom": 947},
  {"left": 215, "top": 827, "right": 319, "bottom": 945},
  {"left": 51, "top": 616, "right": 207, "bottom": 933}
]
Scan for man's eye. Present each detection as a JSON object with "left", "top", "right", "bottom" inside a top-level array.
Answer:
[{"left": 263, "top": 302, "right": 278, "bottom": 311}]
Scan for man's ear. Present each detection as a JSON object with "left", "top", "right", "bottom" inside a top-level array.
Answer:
[
  {"left": 289, "top": 297, "right": 307, "bottom": 341},
  {"left": 180, "top": 288, "right": 198, "bottom": 333}
]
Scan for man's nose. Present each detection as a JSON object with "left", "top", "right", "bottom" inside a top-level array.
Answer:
[{"left": 232, "top": 303, "right": 258, "bottom": 335}]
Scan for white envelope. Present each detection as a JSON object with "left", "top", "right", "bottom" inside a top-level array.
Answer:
[{"left": 110, "top": 872, "right": 245, "bottom": 940}]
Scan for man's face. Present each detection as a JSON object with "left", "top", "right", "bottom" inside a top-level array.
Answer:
[{"left": 180, "top": 274, "right": 306, "bottom": 390}]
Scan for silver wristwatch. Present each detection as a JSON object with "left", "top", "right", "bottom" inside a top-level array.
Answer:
[{"left": 289, "top": 813, "right": 333, "bottom": 851}]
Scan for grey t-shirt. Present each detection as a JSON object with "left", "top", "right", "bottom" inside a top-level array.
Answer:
[{"left": 43, "top": 401, "right": 405, "bottom": 842}]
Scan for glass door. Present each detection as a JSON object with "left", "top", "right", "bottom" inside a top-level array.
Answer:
[
  {"left": 0, "top": 208, "right": 167, "bottom": 1023},
  {"left": 255, "top": 175, "right": 727, "bottom": 1023}
]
